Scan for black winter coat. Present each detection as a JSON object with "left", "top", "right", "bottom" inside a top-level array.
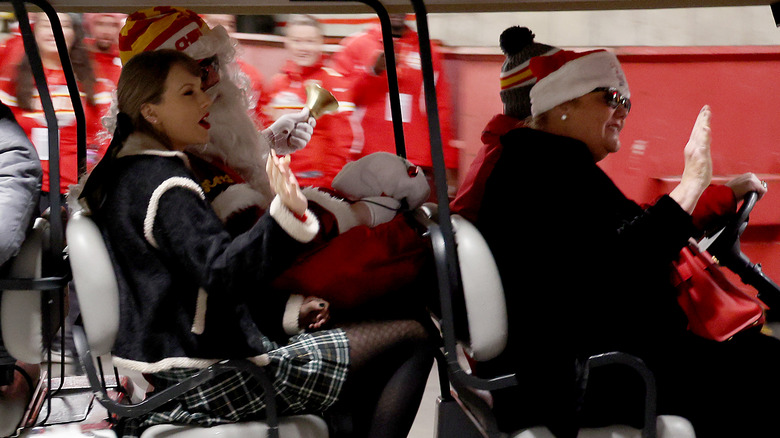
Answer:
[
  {"left": 96, "top": 133, "right": 319, "bottom": 373},
  {"left": 477, "top": 128, "right": 695, "bottom": 435}
]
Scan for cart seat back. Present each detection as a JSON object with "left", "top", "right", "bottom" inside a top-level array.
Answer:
[
  {"left": 2, "top": 218, "right": 48, "bottom": 364},
  {"left": 430, "top": 210, "right": 697, "bottom": 438},
  {"left": 66, "top": 211, "right": 329, "bottom": 438},
  {"left": 66, "top": 211, "right": 119, "bottom": 357},
  {"left": 451, "top": 214, "right": 507, "bottom": 361}
]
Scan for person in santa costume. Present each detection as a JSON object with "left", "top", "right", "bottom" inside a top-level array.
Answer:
[
  {"left": 94, "top": 8, "right": 438, "bottom": 436},
  {"left": 110, "top": 8, "right": 435, "bottom": 292},
  {"left": 113, "top": 7, "right": 307, "bottom": 230},
  {"left": 80, "top": 49, "right": 436, "bottom": 438},
  {"left": 200, "top": 13, "right": 272, "bottom": 129},
  {"left": 114, "top": 8, "right": 422, "bottom": 232},
  {"left": 265, "top": 14, "right": 355, "bottom": 190}
]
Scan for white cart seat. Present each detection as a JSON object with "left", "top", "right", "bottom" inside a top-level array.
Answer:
[
  {"left": 426, "top": 209, "right": 696, "bottom": 438},
  {"left": 67, "top": 210, "right": 328, "bottom": 438}
]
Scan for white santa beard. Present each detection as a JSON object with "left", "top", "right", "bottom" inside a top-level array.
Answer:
[{"left": 187, "top": 78, "right": 273, "bottom": 207}]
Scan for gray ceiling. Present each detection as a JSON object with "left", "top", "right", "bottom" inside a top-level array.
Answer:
[{"left": 31, "top": 0, "right": 779, "bottom": 14}]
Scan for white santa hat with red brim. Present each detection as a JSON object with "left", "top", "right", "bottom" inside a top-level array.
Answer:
[{"left": 529, "top": 49, "right": 629, "bottom": 117}]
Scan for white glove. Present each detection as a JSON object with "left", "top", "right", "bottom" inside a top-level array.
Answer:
[
  {"left": 358, "top": 196, "right": 401, "bottom": 227},
  {"left": 332, "top": 152, "right": 430, "bottom": 210},
  {"left": 264, "top": 108, "right": 316, "bottom": 155}
]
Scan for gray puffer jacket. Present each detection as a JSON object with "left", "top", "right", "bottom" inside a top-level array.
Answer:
[{"left": 0, "top": 101, "right": 42, "bottom": 266}]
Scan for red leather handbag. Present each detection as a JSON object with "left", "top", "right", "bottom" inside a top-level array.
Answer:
[{"left": 671, "top": 243, "right": 767, "bottom": 342}]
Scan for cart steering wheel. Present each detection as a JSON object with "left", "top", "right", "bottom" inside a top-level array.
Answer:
[
  {"left": 703, "top": 191, "right": 780, "bottom": 316},
  {"left": 702, "top": 191, "right": 758, "bottom": 261}
]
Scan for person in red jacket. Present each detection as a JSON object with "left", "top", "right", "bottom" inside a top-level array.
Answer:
[
  {"left": 265, "top": 15, "right": 354, "bottom": 189},
  {"left": 83, "top": 13, "right": 126, "bottom": 169},
  {"left": 451, "top": 27, "right": 556, "bottom": 223},
  {"left": 0, "top": 28, "right": 24, "bottom": 75},
  {"left": 0, "top": 12, "right": 102, "bottom": 210},
  {"left": 83, "top": 13, "right": 124, "bottom": 88},
  {"left": 330, "top": 14, "right": 459, "bottom": 198}
]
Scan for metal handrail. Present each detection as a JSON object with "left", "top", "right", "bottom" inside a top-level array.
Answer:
[
  {"left": 9, "top": 0, "right": 86, "bottom": 263},
  {"left": 1, "top": 0, "right": 85, "bottom": 424}
]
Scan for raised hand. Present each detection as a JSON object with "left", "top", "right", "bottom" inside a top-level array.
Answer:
[
  {"left": 681, "top": 105, "right": 713, "bottom": 193},
  {"left": 671, "top": 105, "right": 713, "bottom": 213},
  {"left": 266, "top": 150, "right": 308, "bottom": 216}
]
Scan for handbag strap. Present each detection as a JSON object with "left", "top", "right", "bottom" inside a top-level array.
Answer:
[{"left": 672, "top": 246, "right": 696, "bottom": 285}]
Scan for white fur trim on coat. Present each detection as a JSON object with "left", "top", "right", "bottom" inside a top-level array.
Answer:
[
  {"left": 283, "top": 294, "right": 305, "bottom": 335},
  {"left": 112, "top": 354, "right": 270, "bottom": 373},
  {"left": 302, "top": 187, "right": 359, "bottom": 234},
  {"left": 191, "top": 288, "right": 208, "bottom": 335},
  {"left": 144, "top": 177, "right": 206, "bottom": 248},
  {"left": 112, "top": 355, "right": 221, "bottom": 373},
  {"left": 211, "top": 183, "right": 269, "bottom": 222},
  {"left": 530, "top": 50, "right": 629, "bottom": 117},
  {"left": 269, "top": 196, "right": 319, "bottom": 243},
  {"left": 117, "top": 132, "right": 190, "bottom": 165}
]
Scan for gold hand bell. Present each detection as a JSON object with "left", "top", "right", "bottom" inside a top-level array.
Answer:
[{"left": 305, "top": 83, "right": 339, "bottom": 119}]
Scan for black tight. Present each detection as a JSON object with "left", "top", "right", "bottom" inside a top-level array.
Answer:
[{"left": 332, "top": 319, "right": 435, "bottom": 438}]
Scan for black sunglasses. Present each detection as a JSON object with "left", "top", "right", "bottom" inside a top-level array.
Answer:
[
  {"left": 593, "top": 87, "right": 631, "bottom": 113},
  {"left": 198, "top": 55, "right": 221, "bottom": 91}
]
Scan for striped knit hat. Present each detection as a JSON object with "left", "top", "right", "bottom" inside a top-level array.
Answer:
[
  {"left": 118, "top": 7, "right": 210, "bottom": 65},
  {"left": 499, "top": 26, "right": 558, "bottom": 119}
]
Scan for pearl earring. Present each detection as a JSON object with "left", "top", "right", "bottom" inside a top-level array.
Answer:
[{"left": 561, "top": 114, "right": 568, "bottom": 121}]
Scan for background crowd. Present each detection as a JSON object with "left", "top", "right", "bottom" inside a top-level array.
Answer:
[{"left": 0, "top": 12, "right": 460, "bottom": 202}]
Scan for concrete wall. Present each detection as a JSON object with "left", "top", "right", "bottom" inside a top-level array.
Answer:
[
  {"left": 296, "top": 6, "right": 780, "bottom": 46},
  {"left": 426, "top": 6, "right": 780, "bottom": 47}
]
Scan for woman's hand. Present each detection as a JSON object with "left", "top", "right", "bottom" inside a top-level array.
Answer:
[
  {"left": 266, "top": 150, "right": 308, "bottom": 217},
  {"left": 299, "top": 296, "right": 330, "bottom": 330},
  {"left": 671, "top": 105, "right": 713, "bottom": 213},
  {"left": 726, "top": 173, "right": 768, "bottom": 201}
]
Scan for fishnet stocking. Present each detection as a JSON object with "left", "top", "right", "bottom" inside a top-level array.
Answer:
[
  {"left": 341, "top": 319, "right": 429, "bottom": 370},
  {"left": 332, "top": 319, "right": 435, "bottom": 438}
]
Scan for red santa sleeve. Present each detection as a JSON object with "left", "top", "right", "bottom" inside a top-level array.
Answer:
[{"left": 691, "top": 184, "right": 737, "bottom": 233}]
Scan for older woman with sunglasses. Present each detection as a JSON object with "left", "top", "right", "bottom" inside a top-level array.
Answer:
[{"left": 474, "top": 48, "right": 779, "bottom": 438}]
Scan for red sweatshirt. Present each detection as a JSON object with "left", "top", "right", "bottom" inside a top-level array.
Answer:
[
  {"left": 0, "top": 65, "right": 104, "bottom": 193},
  {"left": 266, "top": 58, "right": 355, "bottom": 189},
  {"left": 330, "top": 24, "right": 458, "bottom": 169},
  {"left": 451, "top": 114, "right": 524, "bottom": 223}
]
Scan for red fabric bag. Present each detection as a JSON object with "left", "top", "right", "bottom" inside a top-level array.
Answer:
[
  {"left": 671, "top": 243, "right": 766, "bottom": 342},
  {"left": 271, "top": 214, "right": 432, "bottom": 309}
]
